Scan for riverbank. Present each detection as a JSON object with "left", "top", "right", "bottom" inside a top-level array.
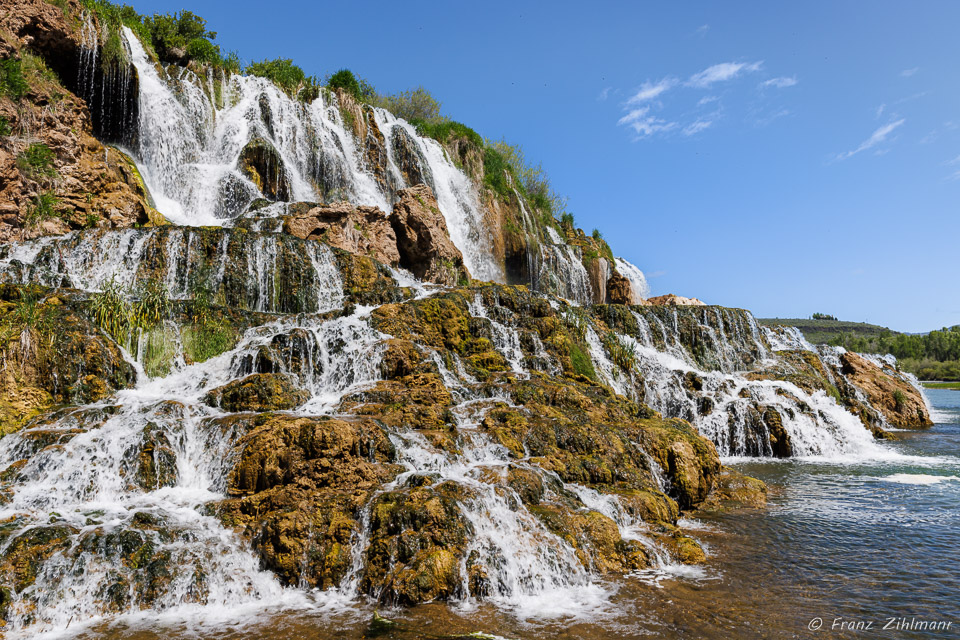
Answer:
[{"left": 922, "top": 381, "right": 960, "bottom": 390}]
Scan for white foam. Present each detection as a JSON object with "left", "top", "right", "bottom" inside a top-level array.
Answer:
[{"left": 882, "top": 474, "right": 960, "bottom": 485}]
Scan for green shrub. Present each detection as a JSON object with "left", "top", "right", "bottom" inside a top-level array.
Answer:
[
  {"left": 248, "top": 58, "right": 317, "bottom": 97},
  {"left": 0, "top": 116, "right": 11, "bottom": 137},
  {"left": 603, "top": 332, "right": 636, "bottom": 374},
  {"left": 131, "top": 277, "right": 170, "bottom": 329},
  {"left": 483, "top": 146, "right": 512, "bottom": 198},
  {"left": 16, "top": 143, "right": 57, "bottom": 179},
  {"left": 380, "top": 86, "right": 441, "bottom": 123},
  {"left": 91, "top": 277, "right": 131, "bottom": 343},
  {"left": 0, "top": 59, "right": 28, "bottom": 100},
  {"left": 185, "top": 37, "right": 219, "bottom": 65},
  {"left": 410, "top": 118, "right": 483, "bottom": 147},
  {"left": 560, "top": 212, "right": 575, "bottom": 229},
  {"left": 326, "top": 68, "right": 360, "bottom": 99},
  {"left": 24, "top": 192, "right": 60, "bottom": 226},
  {"left": 892, "top": 389, "right": 907, "bottom": 410}
]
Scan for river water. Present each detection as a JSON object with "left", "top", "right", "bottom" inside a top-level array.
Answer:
[{"left": 65, "top": 391, "right": 958, "bottom": 640}]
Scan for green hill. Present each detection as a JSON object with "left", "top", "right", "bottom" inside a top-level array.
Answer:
[
  {"left": 758, "top": 317, "right": 960, "bottom": 381},
  {"left": 757, "top": 317, "right": 894, "bottom": 345}
]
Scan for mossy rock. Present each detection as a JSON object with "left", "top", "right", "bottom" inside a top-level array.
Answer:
[{"left": 204, "top": 373, "right": 309, "bottom": 412}]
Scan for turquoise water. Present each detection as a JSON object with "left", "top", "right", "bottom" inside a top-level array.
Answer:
[{"left": 79, "top": 391, "right": 960, "bottom": 640}]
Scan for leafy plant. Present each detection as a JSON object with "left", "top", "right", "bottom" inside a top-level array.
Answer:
[
  {"left": 0, "top": 116, "right": 11, "bottom": 137},
  {"left": 91, "top": 277, "right": 131, "bottom": 342},
  {"left": 326, "top": 68, "right": 360, "bottom": 99},
  {"left": 482, "top": 146, "right": 512, "bottom": 198},
  {"left": 892, "top": 389, "right": 907, "bottom": 411},
  {"left": 410, "top": 118, "right": 483, "bottom": 147},
  {"left": 248, "top": 58, "right": 318, "bottom": 97},
  {"left": 131, "top": 277, "right": 170, "bottom": 329},
  {"left": 16, "top": 143, "right": 57, "bottom": 179},
  {"left": 603, "top": 332, "right": 637, "bottom": 374},
  {"left": 0, "top": 59, "right": 28, "bottom": 100},
  {"left": 24, "top": 192, "right": 60, "bottom": 226},
  {"left": 560, "top": 212, "right": 575, "bottom": 229},
  {"left": 379, "top": 87, "right": 441, "bottom": 123}
]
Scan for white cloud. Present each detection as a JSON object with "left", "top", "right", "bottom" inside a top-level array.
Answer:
[
  {"left": 696, "top": 24, "right": 710, "bottom": 36},
  {"left": 683, "top": 120, "right": 713, "bottom": 136},
  {"left": 900, "top": 67, "right": 920, "bottom": 77},
  {"left": 835, "top": 119, "right": 906, "bottom": 160},
  {"left": 687, "top": 61, "right": 763, "bottom": 88},
  {"left": 618, "top": 107, "right": 677, "bottom": 138},
  {"left": 597, "top": 87, "right": 612, "bottom": 101},
  {"left": 697, "top": 95, "right": 719, "bottom": 106},
  {"left": 946, "top": 155, "right": 960, "bottom": 165},
  {"left": 627, "top": 77, "right": 676, "bottom": 104},
  {"left": 760, "top": 76, "right": 797, "bottom": 89},
  {"left": 875, "top": 104, "right": 886, "bottom": 119},
  {"left": 755, "top": 108, "right": 791, "bottom": 127}
]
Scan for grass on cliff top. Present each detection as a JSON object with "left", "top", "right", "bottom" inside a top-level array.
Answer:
[{"left": 922, "top": 381, "right": 960, "bottom": 390}]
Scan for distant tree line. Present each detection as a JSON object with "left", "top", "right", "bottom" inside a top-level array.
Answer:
[
  {"left": 828, "top": 325, "right": 960, "bottom": 380},
  {"left": 812, "top": 313, "right": 838, "bottom": 321}
]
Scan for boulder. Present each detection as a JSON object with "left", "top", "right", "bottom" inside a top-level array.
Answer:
[
  {"left": 840, "top": 352, "right": 932, "bottom": 428},
  {"left": 204, "top": 373, "right": 308, "bottom": 412},
  {"left": 606, "top": 271, "right": 635, "bottom": 305},
  {"left": 282, "top": 201, "right": 400, "bottom": 266},
  {"left": 389, "top": 185, "right": 470, "bottom": 286}
]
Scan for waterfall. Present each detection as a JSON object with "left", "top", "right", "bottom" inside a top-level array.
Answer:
[
  {"left": 614, "top": 257, "right": 650, "bottom": 301},
  {"left": 538, "top": 226, "right": 592, "bottom": 304},
  {"left": 119, "top": 29, "right": 504, "bottom": 283},
  {"left": 0, "top": 228, "right": 345, "bottom": 314},
  {"left": 373, "top": 110, "right": 503, "bottom": 282}
]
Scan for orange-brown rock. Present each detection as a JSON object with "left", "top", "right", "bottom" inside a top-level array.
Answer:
[
  {"left": 840, "top": 352, "right": 932, "bottom": 429},
  {"left": 648, "top": 294, "right": 707, "bottom": 306},
  {"left": 389, "top": 184, "right": 469, "bottom": 286},
  {"left": 283, "top": 201, "right": 400, "bottom": 266},
  {"left": 0, "top": 0, "right": 154, "bottom": 241},
  {"left": 606, "top": 271, "right": 635, "bottom": 305}
]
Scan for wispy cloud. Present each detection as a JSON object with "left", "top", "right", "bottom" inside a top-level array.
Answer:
[
  {"left": 947, "top": 155, "right": 960, "bottom": 165},
  {"left": 875, "top": 104, "right": 886, "bottom": 119},
  {"left": 647, "top": 270, "right": 667, "bottom": 278},
  {"left": 755, "top": 108, "right": 791, "bottom": 127},
  {"left": 696, "top": 24, "right": 710, "bottom": 36},
  {"left": 900, "top": 67, "right": 920, "bottom": 77},
  {"left": 683, "top": 120, "right": 713, "bottom": 136},
  {"left": 687, "top": 61, "right": 763, "bottom": 88},
  {"left": 627, "top": 77, "right": 677, "bottom": 104},
  {"left": 697, "top": 95, "right": 719, "bottom": 106},
  {"left": 760, "top": 76, "right": 797, "bottom": 89},
  {"left": 597, "top": 87, "right": 612, "bottom": 101},
  {"left": 618, "top": 107, "right": 677, "bottom": 138},
  {"left": 835, "top": 119, "right": 906, "bottom": 161}
]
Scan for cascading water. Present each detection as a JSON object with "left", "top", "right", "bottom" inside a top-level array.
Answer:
[
  {"left": 118, "top": 28, "right": 503, "bottom": 283},
  {"left": 614, "top": 257, "right": 650, "bottom": 301}
]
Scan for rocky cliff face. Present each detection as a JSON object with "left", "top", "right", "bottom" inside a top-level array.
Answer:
[{"left": 0, "top": 0, "right": 156, "bottom": 241}]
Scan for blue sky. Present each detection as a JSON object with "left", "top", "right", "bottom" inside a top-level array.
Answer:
[{"left": 133, "top": 0, "right": 960, "bottom": 332}]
